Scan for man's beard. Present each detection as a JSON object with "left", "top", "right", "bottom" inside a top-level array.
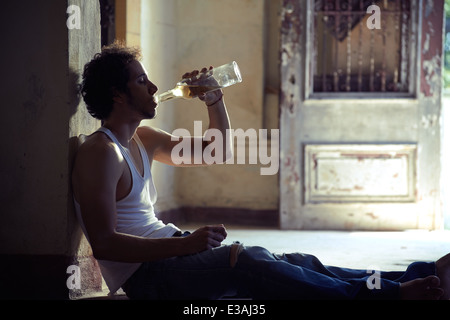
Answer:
[
  {"left": 127, "top": 95, "right": 157, "bottom": 119},
  {"left": 140, "top": 108, "right": 156, "bottom": 120}
]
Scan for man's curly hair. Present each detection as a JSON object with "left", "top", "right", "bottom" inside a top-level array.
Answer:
[{"left": 80, "top": 41, "right": 142, "bottom": 120}]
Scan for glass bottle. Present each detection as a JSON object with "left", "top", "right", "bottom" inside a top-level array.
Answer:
[{"left": 155, "top": 61, "right": 242, "bottom": 103}]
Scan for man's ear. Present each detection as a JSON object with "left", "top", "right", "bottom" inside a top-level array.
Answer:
[{"left": 112, "top": 87, "right": 126, "bottom": 104}]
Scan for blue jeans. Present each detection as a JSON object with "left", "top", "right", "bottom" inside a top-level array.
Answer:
[{"left": 122, "top": 245, "right": 436, "bottom": 300}]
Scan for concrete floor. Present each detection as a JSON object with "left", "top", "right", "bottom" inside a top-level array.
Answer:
[
  {"left": 180, "top": 224, "right": 450, "bottom": 272},
  {"left": 87, "top": 225, "right": 450, "bottom": 299}
]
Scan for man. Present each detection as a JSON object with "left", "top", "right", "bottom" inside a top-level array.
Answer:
[{"left": 72, "top": 42, "right": 450, "bottom": 300}]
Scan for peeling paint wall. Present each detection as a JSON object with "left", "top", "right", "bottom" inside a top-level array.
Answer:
[
  {"left": 279, "top": 0, "right": 305, "bottom": 228},
  {"left": 421, "top": 0, "right": 444, "bottom": 100},
  {"left": 417, "top": 0, "right": 445, "bottom": 229}
]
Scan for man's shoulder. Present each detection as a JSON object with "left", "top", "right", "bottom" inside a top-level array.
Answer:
[
  {"left": 76, "top": 132, "right": 123, "bottom": 165},
  {"left": 72, "top": 132, "right": 125, "bottom": 201},
  {"left": 136, "top": 125, "right": 159, "bottom": 138},
  {"left": 136, "top": 125, "right": 168, "bottom": 147},
  {"left": 137, "top": 125, "right": 173, "bottom": 142}
]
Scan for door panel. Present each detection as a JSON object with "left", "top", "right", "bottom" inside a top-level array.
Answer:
[
  {"left": 304, "top": 144, "right": 417, "bottom": 203},
  {"left": 279, "top": 0, "right": 444, "bottom": 230}
]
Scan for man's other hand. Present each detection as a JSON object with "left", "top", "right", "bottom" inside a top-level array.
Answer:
[{"left": 185, "top": 224, "right": 228, "bottom": 252}]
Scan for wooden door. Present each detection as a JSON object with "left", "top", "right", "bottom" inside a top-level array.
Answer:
[{"left": 279, "top": 0, "right": 445, "bottom": 230}]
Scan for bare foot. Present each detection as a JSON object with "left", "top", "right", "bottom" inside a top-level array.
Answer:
[
  {"left": 399, "top": 275, "right": 443, "bottom": 300},
  {"left": 436, "top": 253, "right": 450, "bottom": 300}
]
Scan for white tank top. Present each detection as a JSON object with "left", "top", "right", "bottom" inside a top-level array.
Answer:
[{"left": 74, "top": 127, "right": 180, "bottom": 294}]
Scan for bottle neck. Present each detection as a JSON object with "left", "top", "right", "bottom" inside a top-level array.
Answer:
[{"left": 156, "top": 90, "right": 176, "bottom": 103}]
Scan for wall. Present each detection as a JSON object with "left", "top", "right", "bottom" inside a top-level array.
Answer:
[
  {"left": 0, "top": 0, "right": 101, "bottom": 299},
  {"left": 67, "top": 0, "right": 103, "bottom": 299},
  {"left": 140, "top": 0, "right": 181, "bottom": 214},
  {"left": 140, "top": 0, "right": 280, "bottom": 223},
  {"left": 116, "top": 0, "right": 141, "bottom": 47},
  {"left": 443, "top": 96, "right": 450, "bottom": 229}
]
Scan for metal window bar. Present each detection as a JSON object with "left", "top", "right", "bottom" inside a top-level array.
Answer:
[{"left": 313, "top": 0, "right": 411, "bottom": 94}]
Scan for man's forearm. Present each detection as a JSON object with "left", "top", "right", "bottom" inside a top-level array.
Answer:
[
  {"left": 91, "top": 225, "right": 227, "bottom": 263},
  {"left": 205, "top": 98, "right": 233, "bottom": 163},
  {"left": 92, "top": 231, "right": 189, "bottom": 263}
]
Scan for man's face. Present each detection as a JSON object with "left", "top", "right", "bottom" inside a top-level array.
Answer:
[{"left": 125, "top": 60, "right": 159, "bottom": 119}]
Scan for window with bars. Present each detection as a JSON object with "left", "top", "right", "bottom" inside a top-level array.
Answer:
[{"left": 310, "top": 0, "right": 416, "bottom": 96}]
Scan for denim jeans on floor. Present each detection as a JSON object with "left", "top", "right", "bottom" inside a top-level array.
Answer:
[{"left": 122, "top": 245, "right": 436, "bottom": 300}]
